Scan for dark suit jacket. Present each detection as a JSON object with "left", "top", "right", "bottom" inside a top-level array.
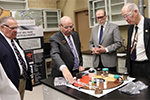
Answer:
[
  {"left": 0, "top": 33, "right": 32, "bottom": 91},
  {"left": 49, "top": 31, "right": 83, "bottom": 77},
  {"left": 126, "top": 17, "right": 150, "bottom": 75}
]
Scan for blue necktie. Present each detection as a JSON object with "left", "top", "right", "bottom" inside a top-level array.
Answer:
[
  {"left": 11, "top": 40, "right": 29, "bottom": 79},
  {"left": 130, "top": 26, "right": 138, "bottom": 60},
  {"left": 67, "top": 36, "right": 79, "bottom": 69},
  {"left": 99, "top": 26, "right": 103, "bottom": 44}
]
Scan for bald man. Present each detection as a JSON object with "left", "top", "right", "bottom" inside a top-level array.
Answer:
[
  {"left": 49, "top": 16, "right": 84, "bottom": 83},
  {"left": 122, "top": 3, "right": 150, "bottom": 79}
]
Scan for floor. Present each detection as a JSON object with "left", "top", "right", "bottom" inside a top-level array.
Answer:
[{"left": 24, "top": 85, "right": 44, "bottom": 100}]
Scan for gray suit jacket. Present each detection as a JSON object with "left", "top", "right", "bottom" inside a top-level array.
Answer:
[
  {"left": 89, "top": 21, "right": 122, "bottom": 68},
  {"left": 49, "top": 31, "right": 83, "bottom": 77}
]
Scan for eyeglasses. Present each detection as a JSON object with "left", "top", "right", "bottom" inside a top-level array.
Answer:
[
  {"left": 3, "top": 24, "right": 18, "bottom": 30},
  {"left": 97, "top": 15, "right": 105, "bottom": 19},
  {"left": 61, "top": 24, "right": 74, "bottom": 29},
  {"left": 123, "top": 11, "right": 134, "bottom": 19}
]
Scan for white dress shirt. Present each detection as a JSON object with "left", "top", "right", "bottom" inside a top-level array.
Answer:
[{"left": 131, "top": 16, "right": 148, "bottom": 61}]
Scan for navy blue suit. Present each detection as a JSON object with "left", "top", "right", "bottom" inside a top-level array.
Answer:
[{"left": 0, "top": 33, "right": 32, "bottom": 91}]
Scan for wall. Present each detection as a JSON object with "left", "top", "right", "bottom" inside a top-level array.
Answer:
[
  {"left": 28, "top": 0, "right": 57, "bottom": 9},
  {"left": 57, "top": 0, "right": 88, "bottom": 26},
  {"left": 28, "top": 0, "right": 57, "bottom": 43},
  {"left": 27, "top": 0, "right": 149, "bottom": 46}
]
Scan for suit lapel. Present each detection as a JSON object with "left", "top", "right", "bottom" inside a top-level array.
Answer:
[
  {"left": 58, "top": 31, "right": 73, "bottom": 54},
  {"left": 0, "top": 33, "right": 19, "bottom": 66},
  {"left": 144, "top": 18, "right": 150, "bottom": 49},
  {"left": 101, "top": 22, "right": 109, "bottom": 44}
]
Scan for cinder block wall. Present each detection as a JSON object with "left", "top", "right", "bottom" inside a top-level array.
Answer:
[{"left": 28, "top": 0, "right": 57, "bottom": 9}]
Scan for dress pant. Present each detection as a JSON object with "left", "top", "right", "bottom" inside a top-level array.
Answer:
[
  {"left": 98, "top": 55, "right": 116, "bottom": 73},
  {"left": 19, "top": 78, "right": 26, "bottom": 100},
  {"left": 130, "top": 60, "right": 150, "bottom": 79}
]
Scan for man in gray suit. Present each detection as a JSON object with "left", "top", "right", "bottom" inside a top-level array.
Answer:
[
  {"left": 89, "top": 9, "right": 122, "bottom": 72},
  {"left": 50, "top": 16, "right": 84, "bottom": 83}
]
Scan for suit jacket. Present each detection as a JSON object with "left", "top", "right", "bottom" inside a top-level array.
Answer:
[
  {"left": 126, "top": 17, "right": 150, "bottom": 74},
  {"left": 0, "top": 33, "right": 32, "bottom": 91},
  {"left": 49, "top": 31, "right": 83, "bottom": 77},
  {"left": 89, "top": 21, "right": 122, "bottom": 68},
  {"left": 0, "top": 63, "right": 21, "bottom": 100}
]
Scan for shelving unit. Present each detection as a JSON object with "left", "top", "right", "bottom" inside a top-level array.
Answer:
[
  {"left": 88, "top": 0, "right": 134, "bottom": 28},
  {"left": 43, "top": 9, "right": 61, "bottom": 32},
  {"left": 45, "top": 57, "right": 52, "bottom": 78},
  {"left": 0, "top": 0, "right": 28, "bottom": 10}
]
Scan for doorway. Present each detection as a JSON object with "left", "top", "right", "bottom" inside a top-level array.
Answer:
[{"left": 74, "top": 8, "right": 92, "bottom": 51}]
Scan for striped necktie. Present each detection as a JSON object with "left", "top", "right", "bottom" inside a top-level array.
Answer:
[
  {"left": 67, "top": 36, "right": 79, "bottom": 69},
  {"left": 11, "top": 40, "right": 29, "bottom": 79},
  {"left": 130, "top": 26, "right": 138, "bottom": 60}
]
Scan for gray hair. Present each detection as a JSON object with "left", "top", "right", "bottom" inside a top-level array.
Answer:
[
  {"left": 0, "top": 16, "right": 16, "bottom": 26},
  {"left": 125, "top": 3, "right": 139, "bottom": 11}
]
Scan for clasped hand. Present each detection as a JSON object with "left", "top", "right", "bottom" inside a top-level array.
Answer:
[{"left": 92, "top": 45, "right": 106, "bottom": 55}]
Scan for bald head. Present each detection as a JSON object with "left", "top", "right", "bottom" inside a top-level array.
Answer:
[
  {"left": 60, "top": 16, "right": 72, "bottom": 25},
  {"left": 59, "top": 16, "right": 74, "bottom": 36}
]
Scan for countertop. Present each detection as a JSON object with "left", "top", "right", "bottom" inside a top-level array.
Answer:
[{"left": 41, "top": 76, "right": 150, "bottom": 100}]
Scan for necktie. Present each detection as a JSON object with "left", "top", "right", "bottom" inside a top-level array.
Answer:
[
  {"left": 67, "top": 36, "right": 79, "bottom": 69},
  {"left": 130, "top": 26, "right": 138, "bottom": 60},
  {"left": 11, "top": 40, "right": 28, "bottom": 79},
  {"left": 99, "top": 26, "right": 103, "bottom": 44}
]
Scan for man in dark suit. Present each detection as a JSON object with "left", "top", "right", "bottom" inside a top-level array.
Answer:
[
  {"left": 89, "top": 9, "right": 122, "bottom": 72},
  {"left": 50, "top": 16, "right": 84, "bottom": 83},
  {"left": 122, "top": 3, "right": 150, "bottom": 79},
  {"left": 0, "top": 16, "right": 32, "bottom": 100}
]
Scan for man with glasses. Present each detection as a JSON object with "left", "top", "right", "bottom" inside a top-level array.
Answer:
[
  {"left": 89, "top": 9, "right": 122, "bottom": 72},
  {"left": 0, "top": 16, "right": 32, "bottom": 100},
  {"left": 50, "top": 16, "right": 84, "bottom": 83},
  {"left": 122, "top": 3, "right": 150, "bottom": 79}
]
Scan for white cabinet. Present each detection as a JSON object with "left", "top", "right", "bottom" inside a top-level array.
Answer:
[
  {"left": 45, "top": 58, "right": 52, "bottom": 78},
  {"left": 0, "top": 0, "right": 28, "bottom": 10},
  {"left": 43, "top": 9, "right": 61, "bottom": 32},
  {"left": 88, "top": 0, "right": 134, "bottom": 28}
]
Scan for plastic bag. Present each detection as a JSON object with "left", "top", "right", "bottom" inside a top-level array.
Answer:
[{"left": 118, "top": 81, "right": 148, "bottom": 95}]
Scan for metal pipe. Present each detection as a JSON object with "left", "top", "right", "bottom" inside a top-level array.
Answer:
[{"left": 138, "top": 0, "right": 144, "bottom": 15}]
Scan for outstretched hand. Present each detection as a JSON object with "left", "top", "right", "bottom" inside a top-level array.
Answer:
[{"left": 62, "top": 67, "right": 74, "bottom": 84}]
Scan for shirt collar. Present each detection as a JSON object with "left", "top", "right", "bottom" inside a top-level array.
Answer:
[{"left": 136, "top": 16, "right": 144, "bottom": 30}]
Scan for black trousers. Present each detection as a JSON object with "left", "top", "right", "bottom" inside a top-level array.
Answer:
[
  {"left": 97, "top": 56, "right": 117, "bottom": 73},
  {"left": 130, "top": 60, "right": 150, "bottom": 79}
]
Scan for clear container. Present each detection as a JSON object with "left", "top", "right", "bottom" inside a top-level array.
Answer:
[{"left": 102, "top": 68, "right": 109, "bottom": 77}]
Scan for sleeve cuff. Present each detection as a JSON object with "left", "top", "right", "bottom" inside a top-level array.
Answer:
[{"left": 59, "top": 64, "right": 67, "bottom": 71}]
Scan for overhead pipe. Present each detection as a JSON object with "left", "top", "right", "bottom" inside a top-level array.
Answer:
[{"left": 138, "top": 0, "right": 146, "bottom": 16}]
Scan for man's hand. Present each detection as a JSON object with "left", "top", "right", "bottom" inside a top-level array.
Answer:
[
  {"left": 79, "top": 66, "right": 85, "bottom": 72},
  {"left": 62, "top": 67, "right": 74, "bottom": 84},
  {"left": 92, "top": 45, "right": 106, "bottom": 55}
]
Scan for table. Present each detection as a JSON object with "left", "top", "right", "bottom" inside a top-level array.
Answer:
[{"left": 40, "top": 76, "right": 150, "bottom": 100}]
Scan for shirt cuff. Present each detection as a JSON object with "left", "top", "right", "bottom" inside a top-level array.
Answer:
[
  {"left": 105, "top": 48, "right": 109, "bottom": 53},
  {"left": 59, "top": 64, "right": 67, "bottom": 71}
]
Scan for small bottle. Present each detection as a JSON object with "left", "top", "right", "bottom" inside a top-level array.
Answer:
[
  {"left": 96, "top": 79, "right": 100, "bottom": 87},
  {"left": 102, "top": 68, "right": 109, "bottom": 77},
  {"left": 123, "top": 72, "right": 128, "bottom": 80},
  {"left": 96, "top": 68, "right": 101, "bottom": 76},
  {"left": 89, "top": 81, "right": 92, "bottom": 89},
  {"left": 89, "top": 68, "right": 95, "bottom": 78}
]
